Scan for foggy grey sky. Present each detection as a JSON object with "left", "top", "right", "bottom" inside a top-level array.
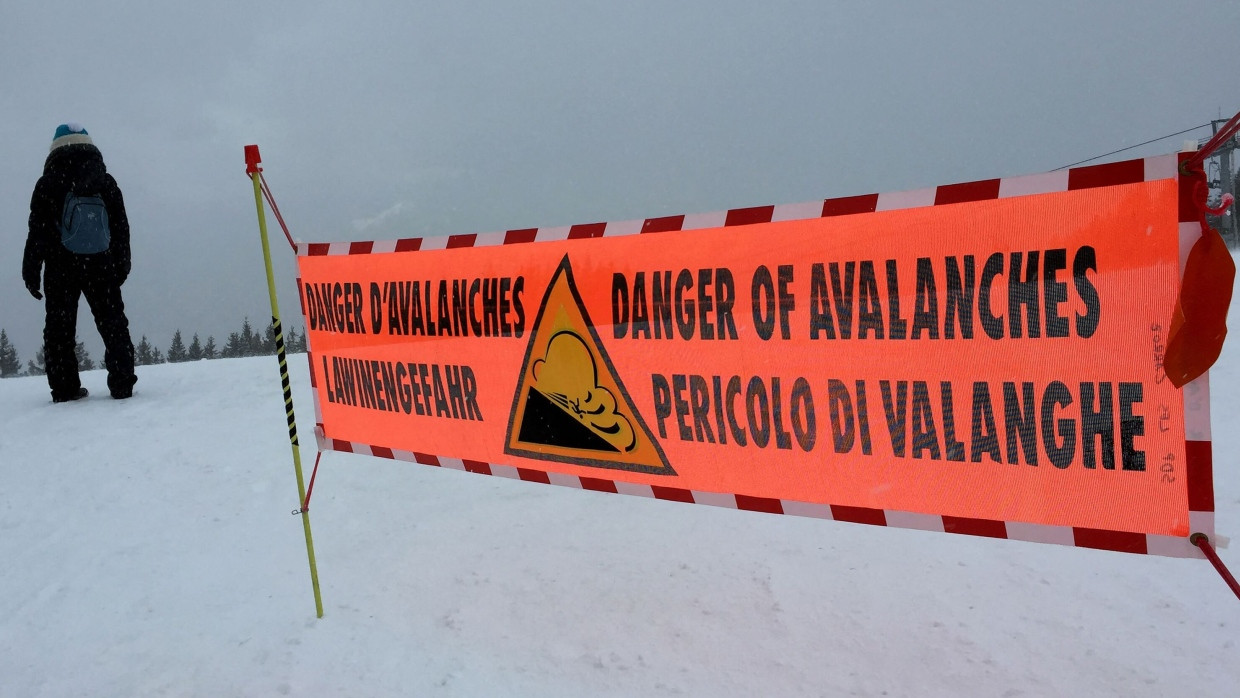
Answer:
[{"left": 2, "top": 1, "right": 1237, "bottom": 363}]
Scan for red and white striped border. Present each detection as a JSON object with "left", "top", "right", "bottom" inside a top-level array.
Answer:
[
  {"left": 298, "top": 153, "right": 1219, "bottom": 558},
  {"left": 309, "top": 431, "right": 1218, "bottom": 558},
  {"left": 296, "top": 155, "right": 1181, "bottom": 258}
]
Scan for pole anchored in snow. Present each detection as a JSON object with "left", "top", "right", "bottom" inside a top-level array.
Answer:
[
  {"left": 245, "top": 144, "right": 324, "bottom": 618},
  {"left": 1190, "top": 533, "right": 1240, "bottom": 602}
]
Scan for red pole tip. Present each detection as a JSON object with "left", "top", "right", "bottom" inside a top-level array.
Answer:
[{"left": 244, "top": 144, "right": 262, "bottom": 174}]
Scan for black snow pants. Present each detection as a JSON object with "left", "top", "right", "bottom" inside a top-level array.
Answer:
[{"left": 42, "top": 261, "right": 136, "bottom": 400}]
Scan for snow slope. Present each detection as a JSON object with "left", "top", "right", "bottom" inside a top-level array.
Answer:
[{"left": 1, "top": 328, "right": 1238, "bottom": 696}]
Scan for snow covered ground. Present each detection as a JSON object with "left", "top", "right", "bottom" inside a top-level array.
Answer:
[{"left": 1, "top": 315, "right": 1238, "bottom": 696}]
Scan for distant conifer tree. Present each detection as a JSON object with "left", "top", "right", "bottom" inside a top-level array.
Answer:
[
  {"left": 135, "top": 336, "right": 156, "bottom": 366},
  {"left": 223, "top": 331, "right": 243, "bottom": 358},
  {"left": 167, "top": 330, "right": 188, "bottom": 363},
  {"left": 261, "top": 323, "right": 278, "bottom": 355},
  {"left": 284, "top": 326, "right": 305, "bottom": 354},
  {"left": 74, "top": 338, "right": 95, "bottom": 371},
  {"left": 187, "top": 333, "right": 203, "bottom": 361},
  {"left": 0, "top": 329, "right": 20, "bottom": 378},
  {"left": 240, "top": 318, "right": 257, "bottom": 357},
  {"left": 27, "top": 348, "right": 46, "bottom": 376}
]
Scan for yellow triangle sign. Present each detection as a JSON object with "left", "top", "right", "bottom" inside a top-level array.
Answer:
[{"left": 505, "top": 255, "right": 674, "bottom": 475}]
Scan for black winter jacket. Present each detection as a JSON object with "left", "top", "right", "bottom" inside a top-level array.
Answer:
[{"left": 22, "top": 143, "right": 131, "bottom": 289}]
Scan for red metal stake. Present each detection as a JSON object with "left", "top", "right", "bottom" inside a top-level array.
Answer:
[
  {"left": 1182, "top": 110, "right": 1240, "bottom": 172},
  {"left": 299, "top": 451, "right": 323, "bottom": 514},
  {"left": 243, "top": 144, "right": 297, "bottom": 252},
  {"left": 1191, "top": 533, "right": 1240, "bottom": 601},
  {"left": 260, "top": 174, "right": 298, "bottom": 253}
]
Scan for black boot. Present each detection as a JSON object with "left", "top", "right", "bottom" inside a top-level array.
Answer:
[
  {"left": 111, "top": 374, "right": 137, "bottom": 399},
  {"left": 52, "top": 387, "right": 89, "bottom": 403}
]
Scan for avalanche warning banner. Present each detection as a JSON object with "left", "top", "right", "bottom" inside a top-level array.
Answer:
[{"left": 296, "top": 154, "right": 1215, "bottom": 557}]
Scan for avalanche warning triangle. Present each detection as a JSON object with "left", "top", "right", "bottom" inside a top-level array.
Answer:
[{"left": 504, "top": 255, "right": 674, "bottom": 475}]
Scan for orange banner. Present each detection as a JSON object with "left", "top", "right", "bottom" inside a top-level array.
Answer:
[{"left": 298, "top": 173, "right": 1196, "bottom": 537}]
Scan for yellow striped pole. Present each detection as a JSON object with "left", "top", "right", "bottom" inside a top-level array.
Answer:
[{"left": 245, "top": 144, "right": 324, "bottom": 618}]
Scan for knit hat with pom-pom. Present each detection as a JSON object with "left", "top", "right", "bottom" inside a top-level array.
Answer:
[{"left": 50, "top": 123, "right": 93, "bottom": 152}]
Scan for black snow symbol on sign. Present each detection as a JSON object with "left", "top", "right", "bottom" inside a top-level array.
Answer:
[{"left": 520, "top": 330, "right": 637, "bottom": 453}]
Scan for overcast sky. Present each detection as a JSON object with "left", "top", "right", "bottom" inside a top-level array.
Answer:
[{"left": 1, "top": 1, "right": 1237, "bottom": 364}]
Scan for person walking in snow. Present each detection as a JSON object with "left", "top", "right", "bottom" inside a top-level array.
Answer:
[{"left": 23, "top": 123, "right": 137, "bottom": 402}]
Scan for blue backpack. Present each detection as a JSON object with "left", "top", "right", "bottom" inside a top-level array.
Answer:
[{"left": 59, "top": 192, "right": 111, "bottom": 254}]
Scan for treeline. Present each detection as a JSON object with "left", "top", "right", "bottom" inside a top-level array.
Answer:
[{"left": 0, "top": 319, "right": 308, "bottom": 378}]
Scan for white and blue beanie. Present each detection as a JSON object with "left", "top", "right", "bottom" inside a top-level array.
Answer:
[{"left": 50, "top": 123, "right": 93, "bottom": 152}]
